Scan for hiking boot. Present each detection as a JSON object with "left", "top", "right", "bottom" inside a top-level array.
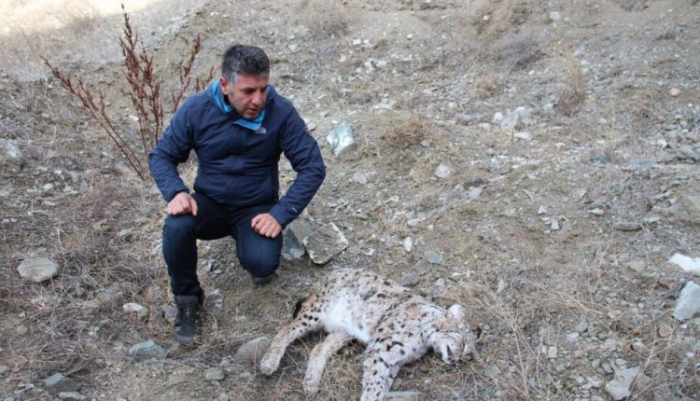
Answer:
[
  {"left": 252, "top": 273, "right": 278, "bottom": 286},
  {"left": 174, "top": 295, "right": 201, "bottom": 345},
  {"left": 174, "top": 291, "right": 204, "bottom": 328}
]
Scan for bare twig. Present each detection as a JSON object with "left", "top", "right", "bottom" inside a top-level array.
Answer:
[
  {"left": 42, "top": 5, "right": 212, "bottom": 182},
  {"left": 119, "top": 6, "right": 162, "bottom": 155},
  {"left": 41, "top": 61, "right": 149, "bottom": 180}
]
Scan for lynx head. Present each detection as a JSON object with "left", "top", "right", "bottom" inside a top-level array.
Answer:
[{"left": 447, "top": 304, "right": 480, "bottom": 360}]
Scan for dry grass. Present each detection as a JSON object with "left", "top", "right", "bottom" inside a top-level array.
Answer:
[
  {"left": 473, "top": 0, "right": 534, "bottom": 41},
  {"left": 0, "top": 178, "right": 160, "bottom": 379},
  {"left": 2, "top": 158, "right": 696, "bottom": 400},
  {"left": 474, "top": 74, "right": 503, "bottom": 100},
  {"left": 296, "top": 0, "right": 350, "bottom": 40},
  {"left": 488, "top": 31, "right": 544, "bottom": 71},
  {"left": 557, "top": 58, "right": 587, "bottom": 117},
  {"left": 378, "top": 111, "right": 428, "bottom": 150},
  {"left": 0, "top": 3, "right": 119, "bottom": 81},
  {"left": 0, "top": 0, "right": 208, "bottom": 81}
]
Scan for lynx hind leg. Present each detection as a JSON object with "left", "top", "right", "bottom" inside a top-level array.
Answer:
[
  {"left": 360, "top": 334, "right": 422, "bottom": 401},
  {"left": 303, "top": 331, "right": 353, "bottom": 396},
  {"left": 360, "top": 351, "right": 402, "bottom": 401},
  {"left": 260, "top": 295, "right": 323, "bottom": 375}
]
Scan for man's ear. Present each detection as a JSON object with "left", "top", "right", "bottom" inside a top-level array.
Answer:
[{"left": 219, "top": 76, "right": 228, "bottom": 94}]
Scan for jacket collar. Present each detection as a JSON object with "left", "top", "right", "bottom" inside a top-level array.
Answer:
[{"left": 209, "top": 80, "right": 275, "bottom": 132}]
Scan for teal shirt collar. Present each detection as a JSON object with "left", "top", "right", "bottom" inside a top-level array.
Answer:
[{"left": 210, "top": 80, "right": 267, "bottom": 132}]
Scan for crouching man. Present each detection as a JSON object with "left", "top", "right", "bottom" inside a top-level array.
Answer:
[{"left": 149, "top": 44, "right": 325, "bottom": 345}]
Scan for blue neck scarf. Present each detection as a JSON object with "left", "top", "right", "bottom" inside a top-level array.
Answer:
[{"left": 211, "top": 80, "right": 266, "bottom": 132}]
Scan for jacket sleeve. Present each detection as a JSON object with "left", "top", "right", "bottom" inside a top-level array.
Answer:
[
  {"left": 148, "top": 103, "right": 194, "bottom": 203},
  {"left": 269, "top": 108, "right": 326, "bottom": 227}
]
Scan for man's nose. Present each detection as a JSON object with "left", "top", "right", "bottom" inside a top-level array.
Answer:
[{"left": 252, "top": 91, "right": 264, "bottom": 105}]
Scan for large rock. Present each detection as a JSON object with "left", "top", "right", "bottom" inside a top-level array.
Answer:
[
  {"left": 204, "top": 367, "right": 225, "bottom": 381},
  {"left": 123, "top": 302, "right": 149, "bottom": 319},
  {"left": 282, "top": 219, "right": 317, "bottom": 261},
  {"left": 672, "top": 281, "right": 700, "bottom": 321},
  {"left": 58, "top": 392, "right": 88, "bottom": 401},
  {"left": 17, "top": 257, "right": 59, "bottom": 283},
  {"left": 668, "top": 253, "right": 700, "bottom": 275},
  {"left": 434, "top": 163, "right": 452, "bottom": 179},
  {"left": 500, "top": 107, "right": 533, "bottom": 132},
  {"left": 303, "top": 223, "right": 349, "bottom": 264},
  {"left": 0, "top": 138, "right": 25, "bottom": 169},
  {"left": 288, "top": 219, "right": 314, "bottom": 243},
  {"left": 42, "top": 373, "right": 81, "bottom": 395},
  {"left": 326, "top": 121, "right": 355, "bottom": 156},
  {"left": 677, "top": 195, "right": 700, "bottom": 224},
  {"left": 604, "top": 367, "right": 639, "bottom": 400},
  {"left": 234, "top": 336, "right": 270, "bottom": 365},
  {"left": 385, "top": 391, "right": 426, "bottom": 401},
  {"left": 128, "top": 340, "right": 166, "bottom": 360}
]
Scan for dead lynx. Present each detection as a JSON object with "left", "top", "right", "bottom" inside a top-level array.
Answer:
[{"left": 260, "top": 268, "right": 479, "bottom": 401}]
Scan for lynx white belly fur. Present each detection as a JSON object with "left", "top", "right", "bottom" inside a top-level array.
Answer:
[{"left": 260, "top": 268, "right": 479, "bottom": 401}]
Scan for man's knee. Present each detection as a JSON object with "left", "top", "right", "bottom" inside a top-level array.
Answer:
[
  {"left": 163, "top": 215, "right": 197, "bottom": 240},
  {"left": 240, "top": 249, "right": 279, "bottom": 278}
]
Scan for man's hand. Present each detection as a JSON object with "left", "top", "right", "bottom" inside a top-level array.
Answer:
[
  {"left": 251, "top": 213, "right": 282, "bottom": 238},
  {"left": 167, "top": 192, "right": 198, "bottom": 216}
]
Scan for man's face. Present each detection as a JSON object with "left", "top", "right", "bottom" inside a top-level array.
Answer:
[{"left": 221, "top": 73, "right": 269, "bottom": 119}]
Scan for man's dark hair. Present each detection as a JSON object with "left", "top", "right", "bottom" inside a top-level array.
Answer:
[{"left": 221, "top": 44, "right": 270, "bottom": 82}]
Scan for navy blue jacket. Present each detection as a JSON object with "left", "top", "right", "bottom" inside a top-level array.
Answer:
[{"left": 149, "top": 82, "right": 325, "bottom": 227}]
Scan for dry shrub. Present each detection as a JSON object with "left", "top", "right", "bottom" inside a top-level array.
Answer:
[
  {"left": 474, "top": 73, "right": 503, "bottom": 100},
  {"left": 378, "top": 112, "right": 428, "bottom": 149},
  {"left": 50, "top": 2, "right": 101, "bottom": 38},
  {"left": 297, "top": 0, "right": 350, "bottom": 39},
  {"left": 0, "top": 1, "right": 118, "bottom": 81},
  {"left": 43, "top": 7, "right": 212, "bottom": 181},
  {"left": 557, "top": 58, "right": 586, "bottom": 117},
  {"left": 473, "top": 0, "right": 533, "bottom": 41},
  {"left": 488, "top": 31, "right": 544, "bottom": 70},
  {"left": 628, "top": 104, "right": 662, "bottom": 136},
  {"left": 612, "top": 0, "right": 651, "bottom": 12}
]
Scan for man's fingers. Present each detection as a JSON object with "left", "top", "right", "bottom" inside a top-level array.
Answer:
[
  {"left": 251, "top": 215, "right": 267, "bottom": 232},
  {"left": 262, "top": 223, "right": 280, "bottom": 238},
  {"left": 261, "top": 227, "right": 274, "bottom": 238},
  {"left": 250, "top": 214, "right": 281, "bottom": 238},
  {"left": 190, "top": 198, "right": 198, "bottom": 216},
  {"left": 166, "top": 194, "right": 197, "bottom": 216},
  {"left": 258, "top": 223, "right": 270, "bottom": 236}
]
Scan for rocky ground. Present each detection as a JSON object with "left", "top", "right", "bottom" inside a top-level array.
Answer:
[{"left": 1, "top": 0, "right": 700, "bottom": 400}]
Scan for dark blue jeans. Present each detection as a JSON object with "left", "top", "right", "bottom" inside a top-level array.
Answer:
[{"left": 161, "top": 193, "right": 283, "bottom": 296}]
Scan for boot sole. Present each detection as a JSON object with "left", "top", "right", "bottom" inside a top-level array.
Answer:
[{"left": 175, "top": 331, "right": 198, "bottom": 345}]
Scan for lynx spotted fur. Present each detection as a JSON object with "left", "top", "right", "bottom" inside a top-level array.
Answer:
[{"left": 260, "top": 268, "right": 478, "bottom": 401}]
